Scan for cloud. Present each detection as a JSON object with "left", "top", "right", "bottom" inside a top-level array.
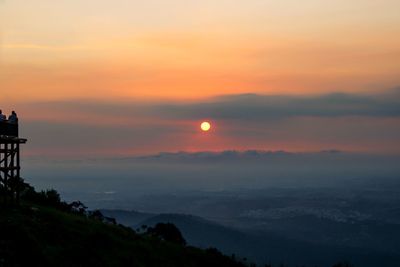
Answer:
[
  {"left": 19, "top": 89, "right": 400, "bottom": 123},
  {"left": 154, "top": 91, "right": 400, "bottom": 120},
  {"left": 12, "top": 89, "right": 400, "bottom": 156}
]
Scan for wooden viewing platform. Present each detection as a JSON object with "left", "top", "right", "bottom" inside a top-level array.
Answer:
[{"left": 0, "top": 120, "right": 27, "bottom": 204}]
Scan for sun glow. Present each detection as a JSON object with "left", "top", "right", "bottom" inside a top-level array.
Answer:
[{"left": 200, "top": 121, "right": 211, "bottom": 132}]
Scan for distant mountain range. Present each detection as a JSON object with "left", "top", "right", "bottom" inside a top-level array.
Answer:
[
  {"left": 127, "top": 150, "right": 345, "bottom": 162},
  {"left": 95, "top": 150, "right": 400, "bottom": 167},
  {"left": 101, "top": 209, "right": 400, "bottom": 267}
]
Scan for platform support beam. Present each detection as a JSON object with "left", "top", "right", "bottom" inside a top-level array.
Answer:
[{"left": 0, "top": 139, "right": 24, "bottom": 205}]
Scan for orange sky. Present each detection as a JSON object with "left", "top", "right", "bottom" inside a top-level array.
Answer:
[{"left": 1, "top": 0, "right": 400, "bottom": 102}]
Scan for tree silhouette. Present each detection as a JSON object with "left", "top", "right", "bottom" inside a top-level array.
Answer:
[
  {"left": 332, "top": 262, "right": 354, "bottom": 267},
  {"left": 89, "top": 210, "right": 105, "bottom": 221},
  {"left": 146, "top": 222, "right": 186, "bottom": 246},
  {"left": 68, "top": 201, "right": 88, "bottom": 215}
]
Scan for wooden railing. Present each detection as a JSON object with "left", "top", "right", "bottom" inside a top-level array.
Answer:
[{"left": 0, "top": 121, "right": 19, "bottom": 137}]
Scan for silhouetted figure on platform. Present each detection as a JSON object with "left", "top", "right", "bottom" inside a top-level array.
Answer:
[
  {"left": 8, "top": 111, "right": 18, "bottom": 124},
  {"left": 0, "top": 110, "right": 6, "bottom": 121}
]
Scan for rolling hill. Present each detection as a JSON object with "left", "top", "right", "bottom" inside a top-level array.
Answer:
[{"left": 0, "top": 203, "right": 246, "bottom": 267}]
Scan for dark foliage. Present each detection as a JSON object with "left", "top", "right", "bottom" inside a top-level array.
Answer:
[
  {"left": 20, "top": 181, "right": 69, "bottom": 210},
  {"left": 0, "top": 181, "right": 247, "bottom": 267},
  {"left": 68, "top": 200, "right": 88, "bottom": 215},
  {"left": 332, "top": 262, "right": 354, "bottom": 267},
  {"left": 4, "top": 180, "right": 357, "bottom": 267},
  {"left": 146, "top": 222, "right": 187, "bottom": 246}
]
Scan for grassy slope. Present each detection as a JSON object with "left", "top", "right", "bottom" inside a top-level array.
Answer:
[{"left": 0, "top": 203, "right": 246, "bottom": 267}]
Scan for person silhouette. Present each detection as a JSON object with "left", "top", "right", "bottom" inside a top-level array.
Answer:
[
  {"left": 0, "top": 110, "right": 6, "bottom": 121},
  {"left": 8, "top": 111, "right": 18, "bottom": 124}
]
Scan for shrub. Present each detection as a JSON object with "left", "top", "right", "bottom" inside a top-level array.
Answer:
[{"left": 146, "top": 222, "right": 186, "bottom": 246}]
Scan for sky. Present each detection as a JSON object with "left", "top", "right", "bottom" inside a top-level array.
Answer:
[{"left": 1, "top": 0, "right": 400, "bottom": 157}]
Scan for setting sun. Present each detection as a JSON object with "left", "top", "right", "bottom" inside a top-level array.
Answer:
[{"left": 200, "top": 121, "right": 211, "bottom": 132}]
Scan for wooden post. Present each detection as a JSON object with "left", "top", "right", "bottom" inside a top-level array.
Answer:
[
  {"left": 16, "top": 143, "right": 21, "bottom": 204},
  {"left": 0, "top": 137, "right": 27, "bottom": 205},
  {"left": 4, "top": 142, "right": 8, "bottom": 204},
  {"left": 0, "top": 143, "right": 3, "bottom": 203}
]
